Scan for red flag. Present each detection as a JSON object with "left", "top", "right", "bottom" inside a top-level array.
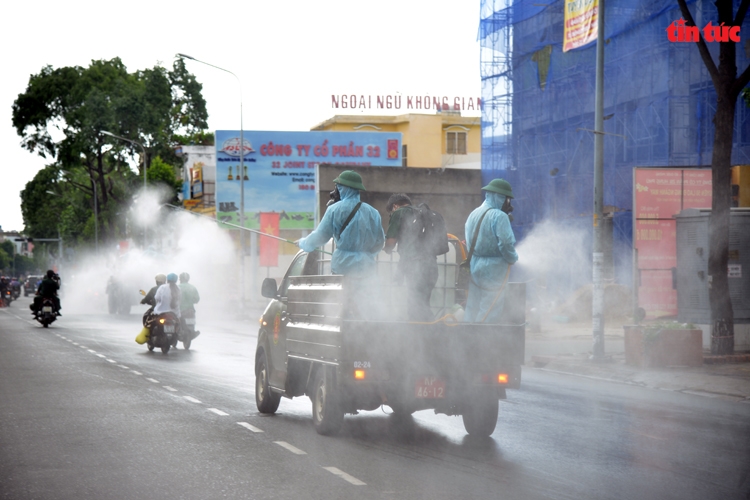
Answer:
[{"left": 259, "top": 212, "right": 280, "bottom": 267}]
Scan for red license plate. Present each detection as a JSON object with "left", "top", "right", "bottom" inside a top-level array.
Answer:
[{"left": 415, "top": 376, "right": 445, "bottom": 399}]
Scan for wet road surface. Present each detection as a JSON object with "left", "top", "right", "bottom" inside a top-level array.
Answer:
[{"left": 1, "top": 297, "right": 748, "bottom": 500}]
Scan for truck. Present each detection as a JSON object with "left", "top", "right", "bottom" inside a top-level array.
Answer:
[{"left": 255, "top": 249, "right": 526, "bottom": 437}]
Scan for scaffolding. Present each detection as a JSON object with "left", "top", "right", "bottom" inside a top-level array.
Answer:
[{"left": 480, "top": 0, "right": 750, "bottom": 294}]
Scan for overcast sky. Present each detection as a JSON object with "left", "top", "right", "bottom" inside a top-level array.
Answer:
[{"left": 0, "top": 0, "right": 482, "bottom": 232}]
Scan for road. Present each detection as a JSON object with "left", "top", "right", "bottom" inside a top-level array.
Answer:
[{"left": 1, "top": 296, "right": 749, "bottom": 500}]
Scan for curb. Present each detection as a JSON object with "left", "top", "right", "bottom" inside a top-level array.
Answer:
[{"left": 704, "top": 354, "right": 750, "bottom": 364}]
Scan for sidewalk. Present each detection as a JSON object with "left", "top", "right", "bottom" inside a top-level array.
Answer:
[{"left": 526, "top": 320, "right": 750, "bottom": 403}]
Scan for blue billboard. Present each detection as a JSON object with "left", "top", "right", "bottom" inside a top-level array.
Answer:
[{"left": 215, "top": 130, "right": 402, "bottom": 229}]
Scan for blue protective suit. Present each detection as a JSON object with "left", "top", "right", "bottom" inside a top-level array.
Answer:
[
  {"left": 463, "top": 192, "right": 519, "bottom": 323},
  {"left": 298, "top": 185, "right": 385, "bottom": 277}
]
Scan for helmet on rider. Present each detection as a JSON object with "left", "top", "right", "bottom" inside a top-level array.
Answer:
[
  {"left": 179, "top": 272, "right": 190, "bottom": 283},
  {"left": 167, "top": 273, "right": 178, "bottom": 283},
  {"left": 155, "top": 274, "right": 167, "bottom": 285}
]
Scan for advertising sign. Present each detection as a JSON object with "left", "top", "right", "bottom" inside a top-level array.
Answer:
[
  {"left": 563, "top": 0, "right": 599, "bottom": 52},
  {"left": 633, "top": 168, "right": 712, "bottom": 318},
  {"left": 215, "top": 130, "right": 402, "bottom": 230}
]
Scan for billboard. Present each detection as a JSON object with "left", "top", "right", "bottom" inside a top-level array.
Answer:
[
  {"left": 633, "top": 168, "right": 712, "bottom": 318},
  {"left": 215, "top": 130, "right": 402, "bottom": 230}
]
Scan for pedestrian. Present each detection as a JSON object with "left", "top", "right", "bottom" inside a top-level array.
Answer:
[
  {"left": 463, "top": 179, "right": 518, "bottom": 323},
  {"left": 297, "top": 170, "right": 385, "bottom": 318},
  {"left": 384, "top": 193, "right": 438, "bottom": 321}
]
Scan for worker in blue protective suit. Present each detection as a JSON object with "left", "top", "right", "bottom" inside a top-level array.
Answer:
[
  {"left": 463, "top": 178, "right": 519, "bottom": 323},
  {"left": 298, "top": 171, "right": 385, "bottom": 319}
]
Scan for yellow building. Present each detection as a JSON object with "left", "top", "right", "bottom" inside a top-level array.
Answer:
[{"left": 311, "top": 111, "right": 481, "bottom": 169}]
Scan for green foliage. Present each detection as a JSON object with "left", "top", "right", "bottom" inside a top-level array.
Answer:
[
  {"left": 0, "top": 248, "right": 9, "bottom": 272},
  {"left": 173, "top": 130, "right": 215, "bottom": 146},
  {"left": 147, "top": 156, "right": 182, "bottom": 193},
  {"left": 13, "top": 57, "right": 210, "bottom": 250}
]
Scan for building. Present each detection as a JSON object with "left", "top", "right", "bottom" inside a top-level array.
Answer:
[
  {"left": 175, "top": 145, "right": 216, "bottom": 216},
  {"left": 311, "top": 111, "right": 482, "bottom": 170}
]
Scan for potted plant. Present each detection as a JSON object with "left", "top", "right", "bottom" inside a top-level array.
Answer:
[{"left": 624, "top": 321, "right": 703, "bottom": 368}]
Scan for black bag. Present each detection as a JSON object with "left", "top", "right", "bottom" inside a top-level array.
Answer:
[{"left": 414, "top": 203, "right": 449, "bottom": 256}]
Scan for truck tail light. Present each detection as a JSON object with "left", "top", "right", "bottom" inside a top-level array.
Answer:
[
  {"left": 354, "top": 369, "right": 366, "bottom": 380},
  {"left": 480, "top": 373, "right": 509, "bottom": 385},
  {"left": 497, "top": 373, "right": 509, "bottom": 384}
]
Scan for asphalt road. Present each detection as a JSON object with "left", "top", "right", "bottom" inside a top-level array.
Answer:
[{"left": 1, "top": 296, "right": 749, "bottom": 500}]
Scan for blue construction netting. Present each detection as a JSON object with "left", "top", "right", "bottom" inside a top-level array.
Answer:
[{"left": 480, "top": 0, "right": 750, "bottom": 295}]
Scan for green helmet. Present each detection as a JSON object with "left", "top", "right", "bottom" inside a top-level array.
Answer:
[
  {"left": 333, "top": 170, "right": 366, "bottom": 191},
  {"left": 482, "top": 178, "right": 514, "bottom": 198}
]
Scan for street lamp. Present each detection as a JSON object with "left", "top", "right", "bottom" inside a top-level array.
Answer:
[
  {"left": 177, "top": 53, "right": 247, "bottom": 308},
  {"left": 102, "top": 130, "right": 148, "bottom": 248}
]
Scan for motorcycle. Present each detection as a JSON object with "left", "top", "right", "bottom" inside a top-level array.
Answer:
[
  {"left": 36, "top": 297, "right": 57, "bottom": 328},
  {"left": 179, "top": 307, "right": 200, "bottom": 350},
  {"left": 139, "top": 290, "right": 179, "bottom": 354},
  {"left": 2, "top": 289, "right": 12, "bottom": 307}
]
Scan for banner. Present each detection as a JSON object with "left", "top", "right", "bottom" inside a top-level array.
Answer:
[
  {"left": 633, "top": 168, "right": 712, "bottom": 318},
  {"left": 563, "top": 0, "right": 599, "bottom": 52},
  {"left": 259, "top": 212, "right": 280, "bottom": 267},
  {"left": 216, "top": 130, "right": 402, "bottom": 230}
]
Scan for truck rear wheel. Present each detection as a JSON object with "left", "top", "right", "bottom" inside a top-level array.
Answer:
[
  {"left": 255, "top": 352, "right": 281, "bottom": 413},
  {"left": 462, "top": 390, "right": 499, "bottom": 437},
  {"left": 312, "top": 368, "right": 344, "bottom": 436}
]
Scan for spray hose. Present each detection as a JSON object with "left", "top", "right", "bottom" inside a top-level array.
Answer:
[{"left": 163, "top": 204, "right": 333, "bottom": 255}]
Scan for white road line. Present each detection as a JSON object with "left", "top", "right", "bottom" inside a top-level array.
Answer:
[
  {"left": 208, "top": 408, "right": 229, "bottom": 416},
  {"left": 131, "top": 371, "right": 142, "bottom": 376},
  {"left": 79, "top": 346, "right": 87, "bottom": 349},
  {"left": 95, "top": 354, "right": 106, "bottom": 358},
  {"left": 274, "top": 441, "right": 306, "bottom": 455},
  {"left": 183, "top": 396, "right": 202, "bottom": 404},
  {"left": 88, "top": 349, "right": 96, "bottom": 353},
  {"left": 72, "top": 342, "right": 79, "bottom": 346},
  {"left": 146, "top": 378, "right": 159, "bottom": 383},
  {"left": 237, "top": 422, "right": 264, "bottom": 433},
  {"left": 106, "top": 359, "right": 116, "bottom": 363},
  {"left": 163, "top": 386, "right": 178, "bottom": 392},
  {"left": 118, "top": 365, "right": 129, "bottom": 369},
  {"left": 322, "top": 467, "right": 367, "bottom": 486}
]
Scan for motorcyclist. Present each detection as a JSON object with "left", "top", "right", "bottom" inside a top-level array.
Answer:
[
  {"left": 141, "top": 274, "right": 166, "bottom": 307},
  {"left": 153, "top": 273, "right": 181, "bottom": 319},
  {"left": 32, "top": 270, "right": 61, "bottom": 316},
  {"left": 178, "top": 272, "right": 200, "bottom": 339}
]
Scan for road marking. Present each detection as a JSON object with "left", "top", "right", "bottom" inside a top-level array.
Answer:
[
  {"left": 79, "top": 346, "right": 87, "bottom": 349},
  {"left": 164, "top": 386, "right": 178, "bottom": 392},
  {"left": 131, "top": 371, "right": 142, "bottom": 376},
  {"left": 96, "top": 354, "right": 106, "bottom": 358},
  {"left": 88, "top": 349, "right": 96, "bottom": 353},
  {"left": 274, "top": 441, "right": 306, "bottom": 455},
  {"left": 208, "top": 408, "right": 229, "bottom": 416},
  {"left": 72, "top": 342, "right": 79, "bottom": 346},
  {"left": 322, "top": 467, "right": 366, "bottom": 486},
  {"left": 106, "top": 359, "right": 116, "bottom": 363},
  {"left": 146, "top": 378, "right": 159, "bottom": 383},
  {"left": 118, "top": 365, "right": 129, "bottom": 369},
  {"left": 183, "top": 396, "right": 202, "bottom": 404},
  {"left": 237, "top": 422, "right": 264, "bottom": 433}
]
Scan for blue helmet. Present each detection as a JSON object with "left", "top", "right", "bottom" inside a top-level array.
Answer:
[{"left": 166, "top": 273, "right": 178, "bottom": 283}]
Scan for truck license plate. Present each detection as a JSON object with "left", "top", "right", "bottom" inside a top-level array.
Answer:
[
  {"left": 415, "top": 377, "right": 445, "bottom": 399},
  {"left": 164, "top": 325, "right": 175, "bottom": 333}
]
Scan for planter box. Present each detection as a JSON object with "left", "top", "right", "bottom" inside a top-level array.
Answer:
[{"left": 624, "top": 326, "right": 703, "bottom": 368}]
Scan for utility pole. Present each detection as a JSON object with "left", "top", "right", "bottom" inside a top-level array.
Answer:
[{"left": 591, "top": 0, "right": 606, "bottom": 360}]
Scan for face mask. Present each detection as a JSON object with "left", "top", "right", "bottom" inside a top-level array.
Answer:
[
  {"left": 502, "top": 197, "right": 514, "bottom": 222},
  {"left": 327, "top": 185, "right": 341, "bottom": 207}
]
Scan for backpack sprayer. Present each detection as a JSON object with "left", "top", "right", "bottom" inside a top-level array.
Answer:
[{"left": 163, "top": 204, "right": 333, "bottom": 255}]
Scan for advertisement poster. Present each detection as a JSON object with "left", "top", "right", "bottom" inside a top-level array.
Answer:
[
  {"left": 563, "top": 0, "right": 599, "bottom": 52},
  {"left": 634, "top": 168, "right": 712, "bottom": 318},
  {"left": 215, "top": 130, "right": 402, "bottom": 230}
]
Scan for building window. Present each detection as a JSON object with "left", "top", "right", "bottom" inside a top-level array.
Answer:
[{"left": 447, "top": 132, "right": 467, "bottom": 154}]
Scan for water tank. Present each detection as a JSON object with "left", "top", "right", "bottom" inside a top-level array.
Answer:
[{"left": 674, "top": 208, "right": 750, "bottom": 324}]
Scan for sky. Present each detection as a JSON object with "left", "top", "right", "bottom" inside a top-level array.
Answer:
[{"left": 0, "top": 0, "right": 483, "bottom": 232}]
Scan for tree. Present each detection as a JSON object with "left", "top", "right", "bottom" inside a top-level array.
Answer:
[
  {"left": 677, "top": 0, "right": 750, "bottom": 355},
  {"left": 13, "top": 58, "right": 208, "bottom": 245}
]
